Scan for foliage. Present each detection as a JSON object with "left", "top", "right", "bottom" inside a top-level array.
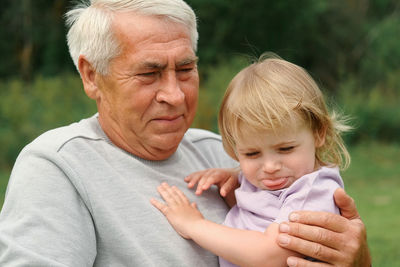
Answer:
[
  {"left": 0, "top": 74, "right": 97, "bottom": 169},
  {"left": 1, "top": 0, "right": 399, "bottom": 94},
  {"left": 358, "top": 15, "right": 400, "bottom": 87},
  {"left": 193, "top": 56, "right": 248, "bottom": 132},
  {"left": 336, "top": 73, "right": 400, "bottom": 144},
  {"left": 0, "top": 0, "right": 74, "bottom": 80},
  {"left": 186, "top": 0, "right": 400, "bottom": 93}
]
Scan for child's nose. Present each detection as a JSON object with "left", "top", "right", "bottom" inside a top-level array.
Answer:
[{"left": 262, "top": 158, "right": 282, "bottom": 174}]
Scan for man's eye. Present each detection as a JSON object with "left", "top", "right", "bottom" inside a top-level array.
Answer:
[
  {"left": 177, "top": 67, "right": 195, "bottom": 81},
  {"left": 139, "top": 71, "right": 157, "bottom": 76},
  {"left": 136, "top": 71, "right": 159, "bottom": 84},
  {"left": 178, "top": 68, "right": 193, "bottom": 73}
]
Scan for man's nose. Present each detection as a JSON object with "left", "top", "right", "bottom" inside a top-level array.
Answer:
[{"left": 155, "top": 71, "right": 185, "bottom": 106}]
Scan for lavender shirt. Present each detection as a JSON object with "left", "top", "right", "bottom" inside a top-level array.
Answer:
[{"left": 219, "top": 166, "right": 344, "bottom": 267}]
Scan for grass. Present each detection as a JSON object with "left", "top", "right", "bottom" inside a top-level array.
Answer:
[
  {"left": 0, "top": 141, "right": 398, "bottom": 265},
  {"left": 343, "top": 141, "right": 400, "bottom": 266},
  {"left": 0, "top": 170, "right": 9, "bottom": 209}
]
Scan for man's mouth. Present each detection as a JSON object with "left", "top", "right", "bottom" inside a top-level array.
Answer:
[
  {"left": 150, "top": 114, "right": 185, "bottom": 130},
  {"left": 153, "top": 114, "right": 183, "bottom": 122}
]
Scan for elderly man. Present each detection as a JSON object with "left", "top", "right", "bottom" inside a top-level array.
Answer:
[{"left": 0, "top": 0, "right": 370, "bottom": 266}]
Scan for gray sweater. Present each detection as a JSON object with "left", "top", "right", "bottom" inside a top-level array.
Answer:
[{"left": 0, "top": 114, "right": 237, "bottom": 266}]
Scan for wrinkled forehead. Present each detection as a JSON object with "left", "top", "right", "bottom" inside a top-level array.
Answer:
[
  {"left": 112, "top": 12, "right": 192, "bottom": 49},
  {"left": 109, "top": 12, "right": 195, "bottom": 68}
]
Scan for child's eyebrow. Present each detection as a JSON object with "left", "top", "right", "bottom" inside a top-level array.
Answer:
[
  {"left": 274, "top": 140, "right": 297, "bottom": 147},
  {"left": 236, "top": 147, "right": 258, "bottom": 153}
]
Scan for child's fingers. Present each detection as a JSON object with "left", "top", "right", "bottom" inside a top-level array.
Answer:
[
  {"left": 195, "top": 173, "right": 227, "bottom": 195},
  {"left": 156, "top": 183, "right": 192, "bottom": 207},
  {"left": 185, "top": 169, "right": 216, "bottom": 187},
  {"left": 195, "top": 174, "right": 218, "bottom": 195},
  {"left": 198, "top": 176, "right": 217, "bottom": 192},
  {"left": 171, "top": 185, "right": 191, "bottom": 204},
  {"left": 198, "top": 171, "right": 230, "bottom": 192},
  {"left": 185, "top": 172, "right": 203, "bottom": 188},
  {"left": 157, "top": 183, "right": 182, "bottom": 204},
  {"left": 220, "top": 176, "right": 238, "bottom": 197},
  {"left": 150, "top": 198, "right": 167, "bottom": 214},
  {"left": 195, "top": 177, "right": 208, "bottom": 195},
  {"left": 186, "top": 168, "right": 240, "bottom": 195}
]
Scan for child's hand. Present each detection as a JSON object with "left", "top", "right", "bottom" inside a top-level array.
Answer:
[
  {"left": 184, "top": 168, "right": 240, "bottom": 197},
  {"left": 150, "top": 182, "right": 204, "bottom": 239}
]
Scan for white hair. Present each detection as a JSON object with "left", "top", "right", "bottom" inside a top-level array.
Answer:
[{"left": 65, "top": 0, "right": 198, "bottom": 75}]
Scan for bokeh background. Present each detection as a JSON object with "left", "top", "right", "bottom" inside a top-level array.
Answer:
[{"left": 0, "top": 0, "right": 399, "bottom": 265}]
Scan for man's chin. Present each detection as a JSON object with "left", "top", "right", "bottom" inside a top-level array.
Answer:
[{"left": 148, "top": 131, "right": 185, "bottom": 153}]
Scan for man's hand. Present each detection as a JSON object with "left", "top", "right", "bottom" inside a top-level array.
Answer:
[{"left": 277, "top": 188, "right": 371, "bottom": 266}]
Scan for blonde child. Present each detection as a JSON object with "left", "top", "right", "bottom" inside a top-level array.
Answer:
[{"left": 151, "top": 54, "right": 351, "bottom": 267}]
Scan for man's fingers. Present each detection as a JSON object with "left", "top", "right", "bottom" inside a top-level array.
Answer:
[
  {"left": 286, "top": 256, "right": 331, "bottom": 267},
  {"left": 288, "top": 211, "right": 348, "bottom": 233},
  {"left": 280, "top": 192, "right": 371, "bottom": 266},
  {"left": 333, "top": 188, "right": 360, "bottom": 220},
  {"left": 277, "top": 233, "right": 340, "bottom": 262},
  {"left": 279, "top": 222, "right": 346, "bottom": 250}
]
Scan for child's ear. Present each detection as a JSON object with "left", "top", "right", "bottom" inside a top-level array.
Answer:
[{"left": 315, "top": 126, "right": 327, "bottom": 148}]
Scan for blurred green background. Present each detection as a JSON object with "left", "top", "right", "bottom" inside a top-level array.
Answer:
[{"left": 0, "top": 0, "right": 399, "bottom": 265}]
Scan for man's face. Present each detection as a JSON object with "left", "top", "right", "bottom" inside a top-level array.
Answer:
[{"left": 95, "top": 13, "right": 199, "bottom": 160}]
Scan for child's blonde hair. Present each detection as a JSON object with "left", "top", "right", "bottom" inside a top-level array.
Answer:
[{"left": 218, "top": 54, "right": 351, "bottom": 170}]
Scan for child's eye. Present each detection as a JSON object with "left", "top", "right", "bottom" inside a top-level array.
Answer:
[
  {"left": 244, "top": 151, "right": 259, "bottom": 157},
  {"left": 279, "top": 146, "right": 294, "bottom": 152}
]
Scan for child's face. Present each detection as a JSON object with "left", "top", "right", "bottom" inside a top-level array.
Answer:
[{"left": 235, "top": 122, "right": 321, "bottom": 191}]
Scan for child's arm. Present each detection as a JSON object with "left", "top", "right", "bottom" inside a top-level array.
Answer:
[
  {"left": 150, "top": 183, "right": 301, "bottom": 267},
  {"left": 185, "top": 167, "right": 240, "bottom": 207}
]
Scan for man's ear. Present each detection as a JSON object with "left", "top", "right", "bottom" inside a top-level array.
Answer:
[
  {"left": 78, "top": 55, "right": 101, "bottom": 100},
  {"left": 315, "top": 126, "right": 327, "bottom": 148}
]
